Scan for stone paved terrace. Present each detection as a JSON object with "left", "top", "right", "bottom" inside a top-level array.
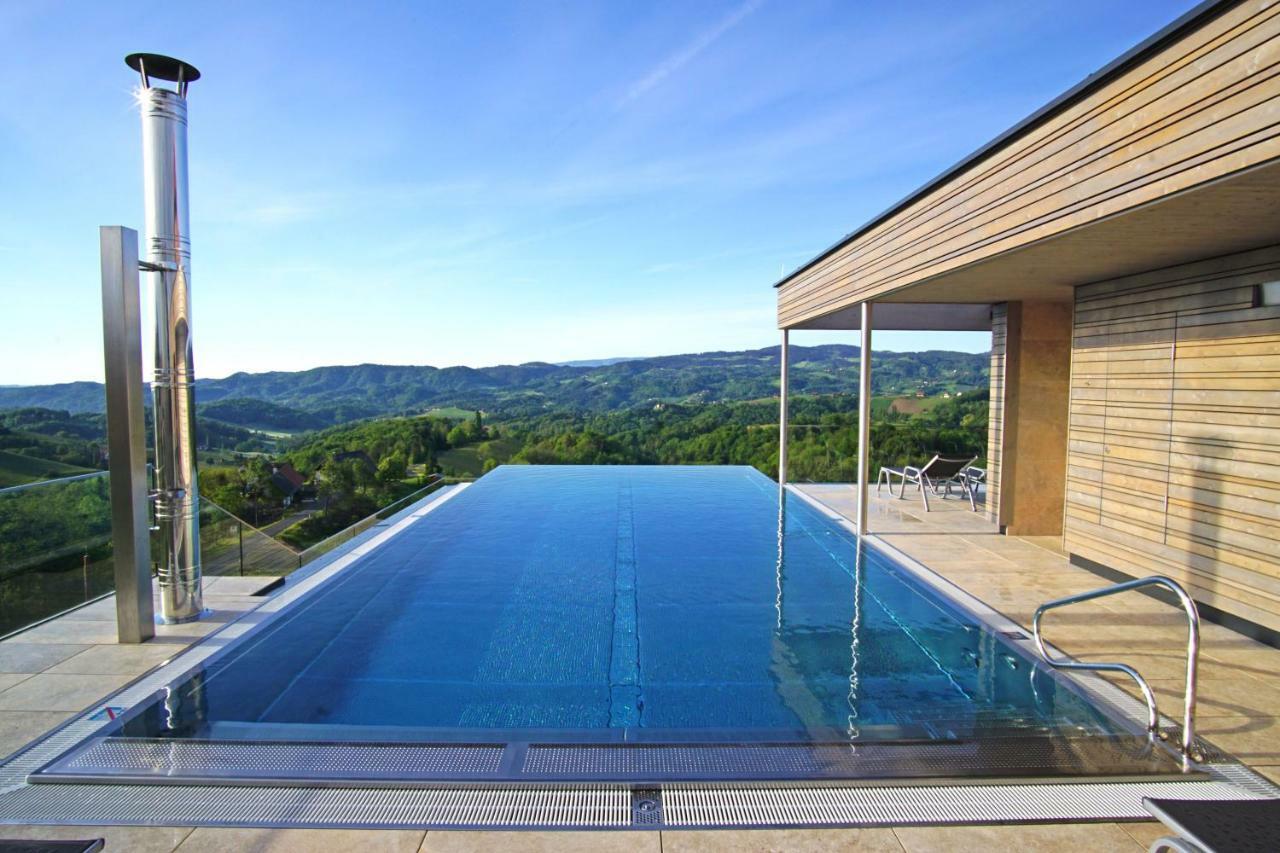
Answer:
[{"left": 0, "top": 486, "right": 1278, "bottom": 851}]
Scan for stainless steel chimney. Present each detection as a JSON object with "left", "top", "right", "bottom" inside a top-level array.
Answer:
[{"left": 126, "top": 53, "right": 205, "bottom": 623}]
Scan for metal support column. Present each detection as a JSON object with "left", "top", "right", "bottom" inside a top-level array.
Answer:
[
  {"left": 779, "top": 329, "right": 789, "bottom": 484},
  {"left": 855, "top": 302, "right": 873, "bottom": 535},
  {"left": 99, "top": 226, "right": 154, "bottom": 643}
]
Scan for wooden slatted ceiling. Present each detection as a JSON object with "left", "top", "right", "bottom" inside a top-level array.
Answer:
[
  {"left": 778, "top": 0, "right": 1280, "bottom": 328},
  {"left": 1065, "top": 245, "right": 1280, "bottom": 632}
]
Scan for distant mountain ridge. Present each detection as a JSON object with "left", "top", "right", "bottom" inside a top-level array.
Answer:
[
  {"left": 555, "top": 357, "right": 640, "bottom": 367},
  {"left": 0, "top": 345, "right": 989, "bottom": 428}
]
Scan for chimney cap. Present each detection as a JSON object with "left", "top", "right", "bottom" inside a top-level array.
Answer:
[{"left": 125, "top": 53, "right": 201, "bottom": 83}]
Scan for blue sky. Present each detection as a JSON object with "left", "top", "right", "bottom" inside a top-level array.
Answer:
[{"left": 0, "top": 0, "right": 1198, "bottom": 384}]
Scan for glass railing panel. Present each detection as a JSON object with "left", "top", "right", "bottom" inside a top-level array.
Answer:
[
  {"left": 297, "top": 476, "right": 448, "bottom": 567},
  {"left": 0, "top": 472, "right": 115, "bottom": 637},
  {"left": 197, "top": 501, "right": 301, "bottom": 578},
  {"left": 4, "top": 469, "right": 452, "bottom": 637},
  {"left": 0, "top": 471, "right": 307, "bottom": 638}
]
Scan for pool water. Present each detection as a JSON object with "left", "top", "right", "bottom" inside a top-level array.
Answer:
[{"left": 116, "top": 466, "right": 1134, "bottom": 746}]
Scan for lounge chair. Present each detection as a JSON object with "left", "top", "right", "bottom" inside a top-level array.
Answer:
[
  {"left": 962, "top": 465, "right": 986, "bottom": 498},
  {"left": 877, "top": 454, "right": 978, "bottom": 511},
  {"left": 1144, "top": 796, "right": 1280, "bottom": 852}
]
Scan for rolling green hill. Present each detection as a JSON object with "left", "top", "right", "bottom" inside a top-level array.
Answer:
[
  {"left": 0, "top": 345, "right": 988, "bottom": 426},
  {"left": 0, "top": 449, "right": 96, "bottom": 488}
]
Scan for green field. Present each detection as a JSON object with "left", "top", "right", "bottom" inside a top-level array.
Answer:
[
  {"left": 0, "top": 449, "right": 98, "bottom": 488},
  {"left": 436, "top": 436, "right": 521, "bottom": 477},
  {"left": 420, "top": 407, "right": 477, "bottom": 420}
]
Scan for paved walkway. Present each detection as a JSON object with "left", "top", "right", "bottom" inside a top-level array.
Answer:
[{"left": 1, "top": 485, "right": 1277, "bottom": 851}]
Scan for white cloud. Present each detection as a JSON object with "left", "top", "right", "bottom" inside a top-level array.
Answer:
[{"left": 618, "top": 0, "right": 766, "bottom": 108}]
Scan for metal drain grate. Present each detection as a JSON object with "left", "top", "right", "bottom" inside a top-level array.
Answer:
[
  {"left": 0, "top": 776, "right": 1265, "bottom": 830},
  {"left": 630, "top": 788, "right": 663, "bottom": 826},
  {"left": 660, "top": 780, "right": 1269, "bottom": 828}
]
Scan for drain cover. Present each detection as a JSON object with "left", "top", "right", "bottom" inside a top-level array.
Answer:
[{"left": 631, "top": 788, "right": 663, "bottom": 826}]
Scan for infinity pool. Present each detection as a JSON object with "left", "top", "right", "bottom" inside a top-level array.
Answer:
[{"left": 35, "top": 466, "right": 1180, "bottom": 784}]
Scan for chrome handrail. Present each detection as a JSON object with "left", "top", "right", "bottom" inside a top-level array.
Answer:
[{"left": 1033, "top": 575, "right": 1200, "bottom": 760}]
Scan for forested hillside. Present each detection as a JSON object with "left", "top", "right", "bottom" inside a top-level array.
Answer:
[
  {"left": 0, "top": 345, "right": 987, "bottom": 422},
  {"left": 278, "top": 392, "right": 989, "bottom": 485}
]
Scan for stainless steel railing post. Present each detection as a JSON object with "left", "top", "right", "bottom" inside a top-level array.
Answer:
[{"left": 1033, "top": 575, "right": 1201, "bottom": 761}]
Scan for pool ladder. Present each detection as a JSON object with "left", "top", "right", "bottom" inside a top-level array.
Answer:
[{"left": 1032, "top": 575, "right": 1202, "bottom": 763}]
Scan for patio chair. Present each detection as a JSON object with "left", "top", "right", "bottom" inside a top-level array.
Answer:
[
  {"left": 1143, "top": 796, "right": 1280, "bottom": 852},
  {"left": 962, "top": 465, "right": 986, "bottom": 499},
  {"left": 877, "top": 454, "right": 978, "bottom": 512}
]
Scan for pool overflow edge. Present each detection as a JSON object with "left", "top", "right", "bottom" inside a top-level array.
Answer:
[{"left": 2, "top": 475, "right": 1277, "bottom": 830}]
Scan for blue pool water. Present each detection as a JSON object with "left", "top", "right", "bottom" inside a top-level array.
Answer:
[{"left": 117, "top": 465, "right": 1138, "bottom": 748}]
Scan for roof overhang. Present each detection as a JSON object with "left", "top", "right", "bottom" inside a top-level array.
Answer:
[
  {"left": 870, "top": 157, "right": 1280, "bottom": 308},
  {"left": 790, "top": 301, "right": 993, "bottom": 331}
]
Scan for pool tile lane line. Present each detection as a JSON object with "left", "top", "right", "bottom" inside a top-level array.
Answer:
[{"left": 609, "top": 478, "right": 641, "bottom": 727}]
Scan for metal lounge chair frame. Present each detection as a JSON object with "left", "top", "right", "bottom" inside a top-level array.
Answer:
[{"left": 877, "top": 454, "right": 979, "bottom": 511}]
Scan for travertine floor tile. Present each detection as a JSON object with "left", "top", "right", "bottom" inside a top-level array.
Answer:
[
  {"left": 1252, "top": 764, "right": 1280, "bottom": 784},
  {"left": 0, "top": 673, "right": 31, "bottom": 692},
  {"left": 7, "top": 619, "right": 121, "bottom": 645},
  {"left": 177, "top": 827, "right": 424, "bottom": 852},
  {"left": 46, "top": 642, "right": 184, "bottom": 675},
  {"left": 55, "top": 599, "right": 122, "bottom": 621},
  {"left": 1204, "top": 648, "right": 1280, "bottom": 679},
  {"left": 421, "top": 831, "right": 658, "bottom": 852},
  {"left": 1145, "top": 674, "right": 1280, "bottom": 719},
  {"left": 662, "top": 827, "right": 903, "bottom": 851},
  {"left": 204, "top": 575, "right": 280, "bottom": 595},
  {"left": 0, "top": 642, "right": 89, "bottom": 673},
  {"left": 1118, "top": 821, "right": 1172, "bottom": 848},
  {"left": 1196, "top": 715, "right": 1280, "bottom": 763},
  {"left": 1, "top": 824, "right": 193, "bottom": 853},
  {"left": 893, "top": 821, "right": 1142, "bottom": 852},
  {"left": 0, "top": 710, "right": 56, "bottom": 757},
  {"left": 0, "top": 672, "right": 133, "bottom": 712}
]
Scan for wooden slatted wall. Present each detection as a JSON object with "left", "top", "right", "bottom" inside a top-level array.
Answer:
[
  {"left": 1065, "top": 245, "right": 1280, "bottom": 631},
  {"left": 986, "top": 304, "right": 1009, "bottom": 526},
  {"left": 778, "top": 0, "right": 1280, "bottom": 327}
]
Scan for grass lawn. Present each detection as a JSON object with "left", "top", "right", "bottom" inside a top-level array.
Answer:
[
  {"left": 884, "top": 395, "right": 950, "bottom": 416},
  {"left": 420, "top": 407, "right": 477, "bottom": 420},
  {"left": 436, "top": 436, "right": 522, "bottom": 477}
]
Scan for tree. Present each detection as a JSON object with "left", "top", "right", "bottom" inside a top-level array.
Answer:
[{"left": 377, "top": 452, "right": 407, "bottom": 484}]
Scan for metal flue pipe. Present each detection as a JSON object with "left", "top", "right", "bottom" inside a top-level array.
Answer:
[{"left": 127, "top": 53, "right": 205, "bottom": 623}]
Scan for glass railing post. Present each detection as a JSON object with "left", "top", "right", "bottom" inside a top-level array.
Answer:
[{"left": 99, "top": 225, "right": 155, "bottom": 642}]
